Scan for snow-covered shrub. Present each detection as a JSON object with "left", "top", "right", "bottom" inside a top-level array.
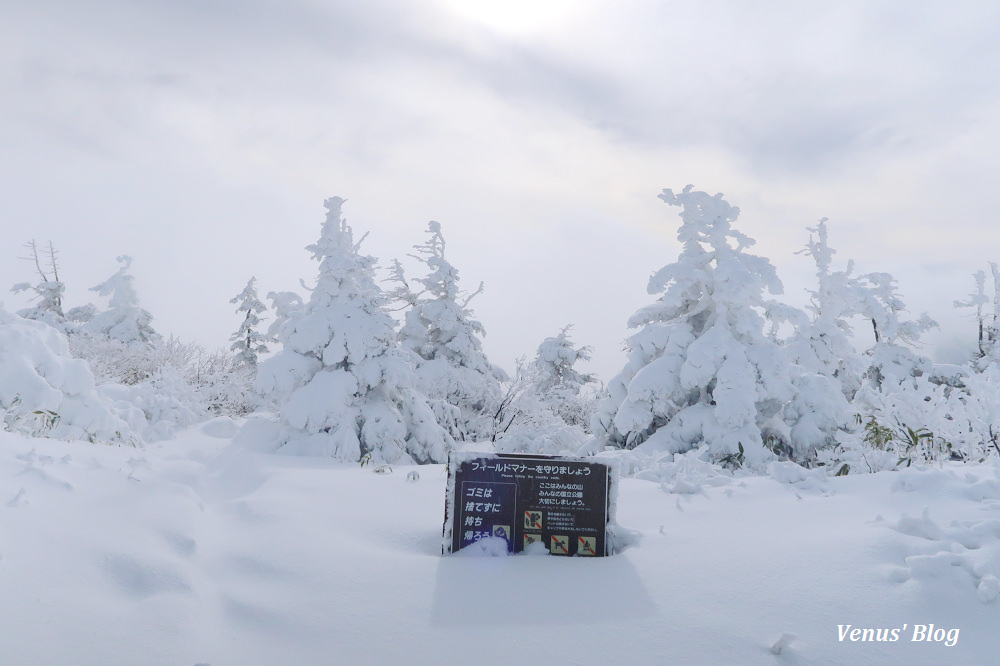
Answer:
[
  {"left": 98, "top": 365, "right": 205, "bottom": 441},
  {"left": 959, "top": 364, "right": 1000, "bottom": 460},
  {"left": 850, "top": 376, "right": 964, "bottom": 465},
  {"left": 193, "top": 347, "right": 256, "bottom": 417},
  {"left": 491, "top": 358, "right": 588, "bottom": 455},
  {"left": 593, "top": 186, "right": 844, "bottom": 467},
  {"left": 96, "top": 346, "right": 255, "bottom": 442},
  {"left": 253, "top": 197, "right": 453, "bottom": 463},
  {"left": 390, "top": 221, "right": 507, "bottom": 443},
  {"left": 0, "top": 305, "right": 136, "bottom": 444},
  {"left": 69, "top": 333, "right": 198, "bottom": 386},
  {"left": 68, "top": 332, "right": 254, "bottom": 438},
  {"left": 59, "top": 253, "right": 255, "bottom": 434}
]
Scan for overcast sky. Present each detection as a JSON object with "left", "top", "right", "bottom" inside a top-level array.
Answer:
[{"left": 3, "top": 0, "right": 1000, "bottom": 381}]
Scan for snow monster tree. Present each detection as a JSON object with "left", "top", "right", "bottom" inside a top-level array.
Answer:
[
  {"left": 595, "top": 186, "right": 817, "bottom": 467},
  {"left": 390, "top": 221, "right": 506, "bottom": 443},
  {"left": 255, "top": 198, "right": 452, "bottom": 463}
]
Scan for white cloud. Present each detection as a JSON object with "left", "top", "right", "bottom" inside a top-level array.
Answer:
[{"left": 3, "top": 0, "right": 999, "bottom": 379}]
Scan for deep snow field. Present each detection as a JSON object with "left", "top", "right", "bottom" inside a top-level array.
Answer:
[{"left": 2, "top": 419, "right": 999, "bottom": 665}]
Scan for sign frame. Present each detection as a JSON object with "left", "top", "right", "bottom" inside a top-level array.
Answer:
[{"left": 442, "top": 451, "right": 618, "bottom": 557}]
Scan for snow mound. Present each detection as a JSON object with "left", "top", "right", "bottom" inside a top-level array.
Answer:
[
  {"left": 890, "top": 504, "right": 1000, "bottom": 603},
  {"left": 612, "top": 447, "right": 732, "bottom": 494},
  {"left": 768, "top": 460, "right": 830, "bottom": 494},
  {"left": 451, "top": 536, "right": 511, "bottom": 557},
  {"left": 201, "top": 417, "right": 239, "bottom": 439},
  {"left": 4, "top": 426, "right": 1000, "bottom": 663},
  {"left": 0, "top": 307, "right": 136, "bottom": 444}
]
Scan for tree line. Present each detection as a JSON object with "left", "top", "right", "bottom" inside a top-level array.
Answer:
[{"left": 5, "top": 188, "right": 999, "bottom": 474}]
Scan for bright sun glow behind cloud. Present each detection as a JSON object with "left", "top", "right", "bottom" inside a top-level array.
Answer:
[{"left": 439, "top": 0, "right": 587, "bottom": 34}]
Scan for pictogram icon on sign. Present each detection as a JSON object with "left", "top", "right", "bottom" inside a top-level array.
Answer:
[
  {"left": 577, "top": 536, "right": 597, "bottom": 556},
  {"left": 492, "top": 525, "right": 511, "bottom": 541},
  {"left": 524, "top": 533, "right": 543, "bottom": 549},
  {"left": 524, "top": 510, "right": 543, "bottom": 530},
  {"left": 550, "top": 535, "right": 570, "bottom": 555}
]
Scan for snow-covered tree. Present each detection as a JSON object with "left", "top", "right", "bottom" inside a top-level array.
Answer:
[
  {"left": 10, "top": 240, "right": 67, "bottom": 331},
  {"left": 855, "top": 271, "right": 937, "bottom": 347},
  {"left": 390, "top": 221, "right": 506, "bottom": 442},
  {"left": 530, "top": 326, "right": 597, "bottom": 430},
  {"left": 254, "top": 197, "right": 452, "bottom": 463},
  {"left": 229, "top": 277, "right": 270, "bottom": 368},
  {"left": 78, "top": 255, "right": 158, "bottom": 345},
  {"left": 265, "top": 290, "right": 305, "bottom": 342},
  {"left": 783, "top": 217, "right": 936, "bottom": 398},
  {"left": 956, "top": 263, "right": 1000, "bottom": 365},
  {"left": 67, "top": 255, "right": 163, "bottom": 388},
  {"left": 852, "top": 271, "right": 937, "bottom": 391},
  {"left": 594, "top": 186, "right": 816, "bottom": 466},
  {"left": 783, "top": 220, "right": 869, "bottom": 400}
]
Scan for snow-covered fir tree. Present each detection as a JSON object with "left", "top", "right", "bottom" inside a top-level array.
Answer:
[
  {"left": 10, "top": 240, "right": 68, "bottom": 332},
  {"left": 67, "top": 255, "right": 166, "bottom": 387},
  {"left": 593, "top": 186, "right": 838, "bottom": 466},
  {"left": 783, "top": 220, "right": 869, "bottom": 400},
  {"left": 254, "top": 197, "right": 453, "bottom": 463},
  {"left": 529, "top": 326, "right": 597, "bottom": 430},
  {"left": 390, "top": 221, "right": 506, "bottom": 442},
  {"left": 229, "top": 276, "right": 270, "bottom": 369},
  {"left": 78, "top": 255, "right": 158, "bottom": 345}
]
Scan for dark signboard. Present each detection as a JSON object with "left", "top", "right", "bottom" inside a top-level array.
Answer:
[{"left": 442, "top": 452, "right": 616, "bottom": 556}]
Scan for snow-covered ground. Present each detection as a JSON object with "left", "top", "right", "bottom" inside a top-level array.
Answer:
[{"left": 2, "top": 420, "right": 999, "bottom": 665}]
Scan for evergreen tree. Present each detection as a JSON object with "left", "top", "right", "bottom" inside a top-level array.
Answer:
[
  {"left": 784, "top": 219, "right": 869, "bottom": 400},
  {"left": 390, "top": 221, "right": 506, "bottom": 442},
  {"left": 255, "top": 197, "right": 452, "bottom": 463},
  {"left": 594, "top": 186, "right": 801, "bottom": 466},
  {"left": 229, "top": 276, "right": 270, "bottom": 368},
  {"left": 265, "top": 290, "right": 305, "bottom": 342},
  {"left": 78, "top": 255, "right": 158, "bottom": 345},
  {"left": 530, "top": 326, "right": 597, "bottom": 430}
]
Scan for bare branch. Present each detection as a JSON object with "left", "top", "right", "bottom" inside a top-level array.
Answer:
[
  {"left": 460, "top": 281, "right": 485, "bottom": 308},
  {"left": 46, "top": 241, "right": 60, "bottom": 282},
  {"left": 19, "top": 240, "right": 48, "bottom": 282}
]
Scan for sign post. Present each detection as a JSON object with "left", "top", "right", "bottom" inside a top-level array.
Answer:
[{"left": 443, "top": 452, "right": 617, "bottom": 556}]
